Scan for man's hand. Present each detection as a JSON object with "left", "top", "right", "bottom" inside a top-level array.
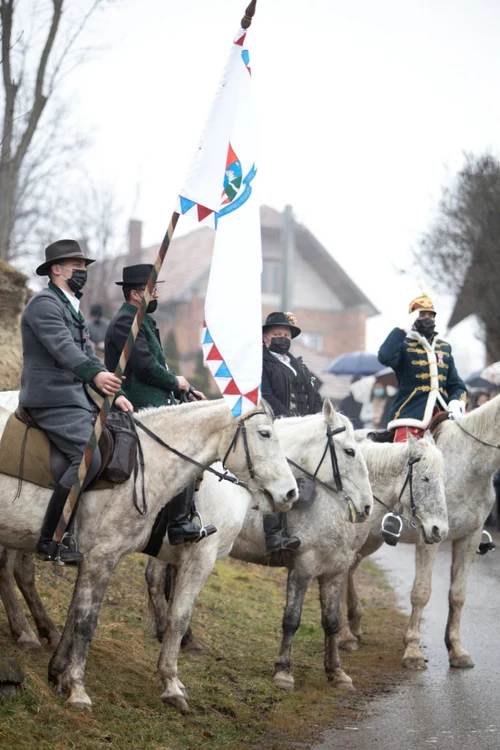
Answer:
[
  {"left": 115, "top": 395, "right": 134, "bottom": 412},
  {"left": 189, "top": 389, "right": 206, "bottom": 401},
  {"left": 176, "top": 376, "right": 191, "bottom": 392},
  {"left": 93, "top": 371, "right": 122, "bottom": 396}
]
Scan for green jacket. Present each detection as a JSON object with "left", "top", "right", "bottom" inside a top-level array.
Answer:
[{"left": 104, "top": 303, "right": 179, "bottom": 410}]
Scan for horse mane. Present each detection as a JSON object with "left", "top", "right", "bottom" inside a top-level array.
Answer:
[
  {"left": 459, "top": 394, "right": 500, "bottom": 439},
  {"left": 360, "top": 437, "right": 442, "bottom": 481},
  {"left": 136, "top": 399, "right": 215, "bottom": 421},
  {"left": 278, "top": 411, "right": 355, "bottom": 437}
]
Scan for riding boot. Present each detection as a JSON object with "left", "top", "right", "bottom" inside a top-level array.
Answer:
[
  {"left": 167, "top": 488, "right": 216, "bottom": 546},
  {"left": 263, "top": 513, "right": 300, "bottom": 554},
  {"left": 36, "top": 483, "right": 83, "bottom": 565}
]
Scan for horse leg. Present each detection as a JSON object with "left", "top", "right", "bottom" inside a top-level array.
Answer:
[
  {"left": 339, "top": 560, "right": 362, "bottom": 651},
  {"left": 0, "top": 548, "right": 41, "bottom": 649},
  {"left": 402, "top": 542, "right": 439, "bottom": 669},
  {"left": 145, "top": 558, "right": 169, "bottom": 642},
  {"left": 14, "top": 552, "right": 61, "bottom": 649},
  {"left": 157, "top": 551, "right": 216, "bottom": 712},
  {"left": 273, "top": 569, "right": 312, "bottom": 691},
  {"left": 445, "top": 531, "right": 482, "bottom": 669},
  {"left": 319, "top": 573, "right": 354, "bottom": 690},
  {"left": 48, "top": 546, "right": 123, "bottom": 710}
]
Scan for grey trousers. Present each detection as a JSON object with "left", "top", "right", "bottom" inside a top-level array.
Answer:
[{"left": 28, "top": 406, "right": 101, "bottom": 490}]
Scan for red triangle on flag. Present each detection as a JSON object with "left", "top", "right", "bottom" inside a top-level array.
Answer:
[
  {"left": 224, "top": 379, "right": 242, "bottom": 396},
  {"left": 226, "top": 143, "right": 238, "bottom": 168},
  {"left": 234, "top": 32, "right": 246, "bottom": 47},
  {"left": 206, "top": 344, "right": 222, "bottom": 361},
  {"left": 244, "top": 387, "right": 259, "bottom": 405},
  {"left": 197, "top": 203, "right": 213, "bottom": 222}
]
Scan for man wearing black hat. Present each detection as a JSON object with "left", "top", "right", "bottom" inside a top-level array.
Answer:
[
  {"left": 261, "top": 311, "right": 323, "bottom": 554},
  {"left": 105, "top": 264, "right": 214, "bottom": 545},
  {"left": 20, "top": 239, "right": 133, "bottom": 565}
]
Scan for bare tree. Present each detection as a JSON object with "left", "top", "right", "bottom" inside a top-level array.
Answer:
[
  {"left": 0, "top": 0, "right": 113, "bottom": 262},
  {"left": 414, "top": 152, "right": 500, "bottom": 362}
]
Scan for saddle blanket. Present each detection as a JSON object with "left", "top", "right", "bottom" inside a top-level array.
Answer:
[{"left": 0, "top": 411, "right": 113, "bottom": 491}]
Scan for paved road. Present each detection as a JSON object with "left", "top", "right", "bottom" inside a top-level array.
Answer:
[{"left": 315, "top": 534, "right": 500, "bottom": 750}]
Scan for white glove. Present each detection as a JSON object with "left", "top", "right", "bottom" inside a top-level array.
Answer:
[{"left": 447, "top": 399, "right": 465, "bottom": 420}]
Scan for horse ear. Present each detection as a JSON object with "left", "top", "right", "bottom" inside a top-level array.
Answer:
[
  {"left": 423, "top": 429, "right": 435, "bottom": 446},
  {"left": 259, "top": 398, "right": 275, "bottom": 422},
  {"left": 406, "top": 430, "right": 419, "bottom": 450},
  {"left": 322, "top": 397, "right": 336, "bottom": 423}
]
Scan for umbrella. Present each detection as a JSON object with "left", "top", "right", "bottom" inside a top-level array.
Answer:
[
  {"left": 480, "top": 362, "right": 500, "bottom": 387},
  {"left": 374, "top": 366, "right": 398, "bottom": 389},
  {"left": 326, "top": 351, "right": 383, "bottom": 377},
  {"left": 466, "top": 369, "right": 496, "bottom": 390}
]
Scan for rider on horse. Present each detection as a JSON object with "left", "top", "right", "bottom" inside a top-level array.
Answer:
[
  {"left": 378, "top": 291, "right": 467, "bottom": 442},
  {"left": 20, "top": 240, "right": 133, "bottom": 565},
  {"left": 105, "top": 264, "right": 215, "bottom": 546}
]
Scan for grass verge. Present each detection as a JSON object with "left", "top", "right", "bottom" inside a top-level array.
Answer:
[{"left": 0, "top": 555, "right": 407, "bottom": 750}]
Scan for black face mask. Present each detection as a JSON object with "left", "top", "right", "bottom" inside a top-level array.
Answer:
[
  {"left": 414, "top": 318, "right": 436, "bottom": 339},
  {"left": 146, "top": 299, "right": 158, "bottom": 315},
  {"left": 65, "top": 269, "right": 87, "bottom": 297},
  {"left": 269, "top": 337, "right": 291, "bottom": 355}
]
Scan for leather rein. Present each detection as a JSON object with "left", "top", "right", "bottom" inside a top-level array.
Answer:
[
  {"left": 286, "top": 424, "right": 362, "bottom": 523},
  {"left": 373, "top": 455, "right": 422, "bottom": 528}
]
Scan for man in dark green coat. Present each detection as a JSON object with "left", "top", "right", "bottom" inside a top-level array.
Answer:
[{"left": 105, "top": 264, "right": 214, "bottom": 545}]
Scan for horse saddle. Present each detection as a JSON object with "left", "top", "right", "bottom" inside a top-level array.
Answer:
[{"left": 0, "top": 407, "right": 137, "bottom": 491}]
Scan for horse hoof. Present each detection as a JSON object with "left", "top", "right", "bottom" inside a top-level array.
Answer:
[
  {"left": 161, "top": 693, "right": 190, "bottom": 712},
  {"left": 450, "top": 654, "right": 474, "bottom": 669},
  {"left": 329, "top": 670, "right": 355, "bottom": 691},
  {"left": 273, "top": 671, "right": 294, "bottom": 691},
  {"left": 402, "top": 656, "right": 427, "bottom": 670},
  {"left": 46, "top": 632, "right": 61, "bottom": 650},
  {"left": 66, "top": 689, "right": 92, "bottom": 711},
  {"left": 17, "top": 633, "right": 42, "bottom": 651},
  {"left": 182, "top": 638, "right": 204, "bottom": 657},
  {"left": 339, "top": 639, "right": 359, "bottom": 652}
]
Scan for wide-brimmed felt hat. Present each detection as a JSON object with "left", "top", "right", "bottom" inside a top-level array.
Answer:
[
  {"left": 262, "top": 311, "right": 301, "bottom": 339},
  {"left": 115, "top": 264, "right": 166, "bottom": 287},
  {"left": 36, "top": 239, "right": 95, "bottom": 276}
]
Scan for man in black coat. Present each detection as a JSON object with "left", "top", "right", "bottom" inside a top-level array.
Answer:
[{"left": 261, "top": 311, "right": 324, "bottom": 554}]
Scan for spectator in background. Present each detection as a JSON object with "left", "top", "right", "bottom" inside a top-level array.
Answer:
[
  {"left": 359, "top": 379, "right": 395, "bottom": 430},
  {"left": 88, "top": 303, "right": 110, "bottom": 355},
  {"left": 473, "top": 391, "right": 490, "bottom": 409},
  {"left": 337, "top": 377, "right": 363, "bottom": 429}
]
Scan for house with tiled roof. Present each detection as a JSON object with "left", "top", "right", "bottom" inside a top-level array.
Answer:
[{"left": 84, "top": 207, "right": 378, "bottom": 399}]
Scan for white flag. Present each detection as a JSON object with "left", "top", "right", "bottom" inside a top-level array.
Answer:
[{"left": 177, "top": 26, "right": 261, "bottom": 417}]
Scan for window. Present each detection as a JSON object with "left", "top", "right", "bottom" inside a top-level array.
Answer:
[
  {"left": 262, "top": 261, "right": 282, "bottom": 294},
  {"left": 301, "top": 332, "right": 324, "bottom": 351}
]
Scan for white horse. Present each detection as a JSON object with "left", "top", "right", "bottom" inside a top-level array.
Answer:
[
  {"left": 341, "top": 397, "right": 500, "bottom": 670},
  {"left": 0, "top": 398, "right": 298, "bottom": 709},
  {"left": 145, "top": 412, "right": 446, "bottom": 709}
]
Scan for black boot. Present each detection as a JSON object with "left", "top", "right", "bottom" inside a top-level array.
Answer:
[
  {"left": 36, "top": 483, "right": 83, "bottom": 565},
  {"left": 167, "top": 489, "right": 216, "bottom": 546},
  {"left": 263, "top": 513, "right": 300, "bottom": 555}
]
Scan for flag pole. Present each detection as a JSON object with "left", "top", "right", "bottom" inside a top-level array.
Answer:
[{"left": 53, "top": 0, "right": 259, "bottom": 547}]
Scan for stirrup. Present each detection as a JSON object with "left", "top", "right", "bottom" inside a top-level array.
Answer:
[
  {"left": 381, "top": 512, "right": 403, "bottom": 547},
  {"left": 191, "top": 511, "right": 217, "bottom": 544},
  {"left": 477, "top": 529, "right": 496, "bottom": 556},
  {"left": 53, "top": 533, "right": 81, "bottom": 567}
]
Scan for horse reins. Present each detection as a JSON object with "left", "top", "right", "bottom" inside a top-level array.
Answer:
[
  {"left": 286, "top": 424, "right": 361, "bottom": 523},
  {"left": 373, "top": 455, "right": 422, "bottom": 528}
]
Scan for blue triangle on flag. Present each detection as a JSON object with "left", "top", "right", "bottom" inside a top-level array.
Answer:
[
  {"left": 214, "top": 212, "right": 219, "bottom": 230},
  {"left": 215, "top": 361, "right": 231, "bottom": 378},
  {"left": 202, "top": 328, "right": 214, "bottom": 344},
  {"left": 231, "top": 397, "right": 243, "bottom": 418},
  {"left": 180, "top": 196, "right": 196, "bottom": 215}
]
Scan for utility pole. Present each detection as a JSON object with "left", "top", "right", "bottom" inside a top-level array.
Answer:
[{"left": 281, "top": 204, "right": 295, "bottom": 311}]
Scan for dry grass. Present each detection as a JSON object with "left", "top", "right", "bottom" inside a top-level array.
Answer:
[{"left": 0, "top": 555, "right": 407, "bottom": 750}]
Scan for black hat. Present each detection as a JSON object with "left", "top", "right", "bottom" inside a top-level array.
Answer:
[
  {"left": 262, "top": 311, "right": 301, "bottom": 339},
  {"left": 115, "top": 264, "right": 166, "bottom": 287},
  {"left": 36, "top": 239, "right": 95, "bottom": 276}
]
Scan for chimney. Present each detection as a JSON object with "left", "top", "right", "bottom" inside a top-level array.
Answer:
[{"left": 128, "top": 219, "right": 143, "bottom": 260}]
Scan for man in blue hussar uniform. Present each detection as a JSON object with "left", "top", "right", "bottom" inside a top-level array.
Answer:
[{"left": 378, "top": 291, "right": 467, "bottom": 442}]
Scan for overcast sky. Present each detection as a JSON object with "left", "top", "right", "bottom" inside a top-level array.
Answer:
[{"left": 40, "top": 0, "right": 500, "bottom": 375}]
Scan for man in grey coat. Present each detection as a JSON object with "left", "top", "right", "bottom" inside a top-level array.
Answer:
[{"left": 20, "top": 239, "right": 133, "bottom": 564}]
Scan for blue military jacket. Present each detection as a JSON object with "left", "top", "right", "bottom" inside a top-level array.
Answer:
[{"left": 378, "top": 328, "right": 467, "bottom": 430}]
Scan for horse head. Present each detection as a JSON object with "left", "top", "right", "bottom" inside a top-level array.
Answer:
[
  {"left": 405, "top": 432, "right": 448, "bottom": 544},
  {"left": 218, "top": 402, "right": 298, "bottom": 513}
]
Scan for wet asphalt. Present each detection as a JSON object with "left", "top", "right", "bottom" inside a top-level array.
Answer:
[{"left": 314, "top": 533, "right": 500, "bottom": 750}]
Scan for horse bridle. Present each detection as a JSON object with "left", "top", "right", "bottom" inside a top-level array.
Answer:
[
  {"left": 133, "top": 409, "right": 267, "bottom": 510},
  {"left": 286, "top": 424, "right": 363, "bottom": 523},
  {"left": 374, "top": 455, "right": 422, "bottom": 528}
]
